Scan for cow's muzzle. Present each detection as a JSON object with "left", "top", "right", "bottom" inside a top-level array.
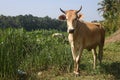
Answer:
[{"left": 68, "top": 29, "right": 75, "bottom": 33}]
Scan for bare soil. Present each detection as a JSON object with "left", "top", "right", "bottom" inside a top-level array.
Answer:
[{"left": 105, "top": 29, "right": 120, "bottom": 43}]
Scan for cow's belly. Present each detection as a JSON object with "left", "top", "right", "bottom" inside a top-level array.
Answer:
[
  {"left": 84, "top": 38, "right": 100, "bottom": 49},
  {"left": 75, "top": 37, "right": 101, "bottom": 50},
  {"left": 68, "top": 33, "right": 101, "bottom": 51},
  {"left": 85, "top": 43, "right": 98, "bottom": 50}
]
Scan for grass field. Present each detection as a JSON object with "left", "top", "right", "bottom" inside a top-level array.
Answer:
[
  {"left": 37, "top": 42, "right": 120, "bottom": 80},
  {"left": 0, "top": 28, "right": 120, "bottom": 80}
]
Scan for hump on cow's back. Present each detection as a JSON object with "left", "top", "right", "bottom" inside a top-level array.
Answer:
[{"left": 93, "top": 23, "right": 101, "bottom": 28}]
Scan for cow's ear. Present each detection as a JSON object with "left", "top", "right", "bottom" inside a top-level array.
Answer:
[
  {"left": 78, "top": 13, "right": 84, "bottom": 20},
  {"left": 59, "top": 14, "right": 66, "bottom": 20}
]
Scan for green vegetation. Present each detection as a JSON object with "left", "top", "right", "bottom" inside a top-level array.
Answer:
[
  {"left": 0, "top": 15, "right": 66, "bottom": 31},
  {"left": 98, "top": 0, "right": 120, "bottom": 34},
  {"left": 0, "top": 28, "right": 120, "bottom": 80},
  {"left": 0, "top": 28, "right": 71, "bottom": 80}
]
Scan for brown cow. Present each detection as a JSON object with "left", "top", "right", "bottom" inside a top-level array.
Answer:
[{"left": 59, "top": 6, "right": 105, "bottom": 76}]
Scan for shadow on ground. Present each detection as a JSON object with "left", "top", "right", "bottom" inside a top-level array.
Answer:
[{"left": 101, "top": 62, "right": 120, "bottom": 79}]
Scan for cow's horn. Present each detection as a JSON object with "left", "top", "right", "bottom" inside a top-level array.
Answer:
[
  {"left": 76, "top": 6, "right": 82, "bottom": 13},
  {"left": 60, "top": 8, "right": 65, "bottom": 14}
]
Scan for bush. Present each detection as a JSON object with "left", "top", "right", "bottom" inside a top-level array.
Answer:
[
  {"left": 0, "top": 28, "right": 72, "bottom": 79},
  {"left": 0, "top": 28, "right": 24, "bottom": 79}
]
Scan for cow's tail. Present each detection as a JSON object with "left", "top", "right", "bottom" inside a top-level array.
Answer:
[
  {"left": 98, "top": 25, "right": 105, "bottom": 64},
  {"left": 100, "top": 26, "right": 105, "bottom": 46}
]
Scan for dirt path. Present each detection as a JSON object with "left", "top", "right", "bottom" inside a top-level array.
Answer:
[{"left": 105, "top": 29, "right": 120, "bottom": 43}]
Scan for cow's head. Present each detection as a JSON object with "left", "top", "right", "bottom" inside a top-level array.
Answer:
[{"left": 59, "top": 6, "right": 83, "bottom": 33}]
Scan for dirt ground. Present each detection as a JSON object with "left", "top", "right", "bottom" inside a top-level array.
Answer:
[{"left": 105, "top": 29, "right": 120, "bottom": 43}]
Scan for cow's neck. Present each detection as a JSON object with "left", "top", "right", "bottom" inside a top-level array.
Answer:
[{"left": 68, "top": 20, "right": 82, "bottom": 42}]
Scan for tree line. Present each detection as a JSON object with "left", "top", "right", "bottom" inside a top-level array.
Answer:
[{"left": 0, "top": 14, "right": 67, "bottom": 31}]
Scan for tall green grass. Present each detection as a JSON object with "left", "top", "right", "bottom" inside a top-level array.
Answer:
[
  {"left": 0, "top": 28, "right": 72, "bottom": 80},
  {"left": 0, "top": 28, "right": 24, "bottom": 79}
]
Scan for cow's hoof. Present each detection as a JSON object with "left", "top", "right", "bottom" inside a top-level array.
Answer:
[
  {"left": 73, "top": 71, "right": 80, "bottom": 77},
  {"left": 75, "top": 73, "right": 80, "bottom": 77}
]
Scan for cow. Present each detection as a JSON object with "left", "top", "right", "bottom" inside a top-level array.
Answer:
[
  {"left": 52, "top": 33, "right": 65, "bottom": 39},
  {"left": 58, "top": 6, "right": 105, "bottom": 76},
  {"left": 52, "top": 33, "right": 69, "bottom": 44}
]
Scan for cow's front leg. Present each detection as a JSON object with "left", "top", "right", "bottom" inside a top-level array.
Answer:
[
  {"left": 68, "top": 34, "right": 76, "bottom": 61},
  {"left": 70, "top": 42, "right": 76, "bottom": 61},
  {"left": 70, "top": 42, "right": 77, "bottom": 73},
  {"left": 92, "top": 48, "right": 97, "bottom": 69},
  {"left": 74, "top": 47, "right": 83, "bottom": 76}
]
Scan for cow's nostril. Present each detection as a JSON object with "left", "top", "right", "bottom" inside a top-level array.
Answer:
[{"left": 69, "top": 29, "right": 75, "bottom": 33}]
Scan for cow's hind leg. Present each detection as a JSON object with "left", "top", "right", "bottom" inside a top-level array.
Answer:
[
  {"left": 98, "top": 45, "right": 103, "bottom": 64},
  {"left": 92, "top": 48, "right": 97, "bottom": 69}
]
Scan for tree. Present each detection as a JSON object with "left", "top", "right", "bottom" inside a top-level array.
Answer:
[
  {"left": 98, "top": 0, "right": 118, "bottom": 19},
  {"left": 98, "top": 0, "right": 120, "bottom": 34},
  {"left": 0, "top": 14, "right": 66, "bottom": 31}
]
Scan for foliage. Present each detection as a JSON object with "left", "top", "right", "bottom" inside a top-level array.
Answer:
[
  {"left": 98, "top": 0, "right": 120, "bottom": 34},
  {"left": 0, "top": 28, "right": 71, "bottom": 80},
  {"left": 0, "top": 15, "right": 67, "bottom": 31},
  {"left": 0, "top": 28, "right": 24, "bottom": 79}
]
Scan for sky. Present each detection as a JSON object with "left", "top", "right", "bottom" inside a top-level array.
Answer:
[{"left": 0, "top": 0, "right": 103, "bottom": 21}]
